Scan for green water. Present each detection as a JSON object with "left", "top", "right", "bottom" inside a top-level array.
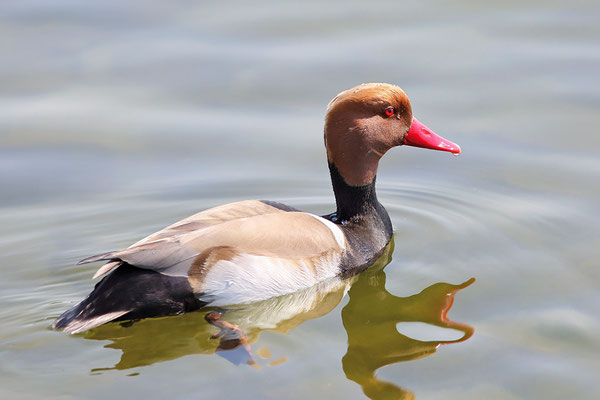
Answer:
[{"left": 1, "top": 1, "right": 599, "bottom": 399}]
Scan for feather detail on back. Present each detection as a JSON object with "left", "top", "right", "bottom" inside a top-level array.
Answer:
[
  {"left": 77, "top": 200, "right": 347, "bottom": 290},
  {"left": 79, "top": 200, "right": 291, "bottom": 278}
]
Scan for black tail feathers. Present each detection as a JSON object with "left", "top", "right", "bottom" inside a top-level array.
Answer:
[{"left": 53, "top": 264, "right": 204, "bottom": 334}]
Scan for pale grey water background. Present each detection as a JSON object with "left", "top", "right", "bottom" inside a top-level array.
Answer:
[{"left": 1, "top": 1, "right": 599, "bottom": 399}]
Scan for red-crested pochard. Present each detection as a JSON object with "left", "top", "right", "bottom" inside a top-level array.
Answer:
[{"left": 54, "top": 83, "right": 460, "bottom": 334}]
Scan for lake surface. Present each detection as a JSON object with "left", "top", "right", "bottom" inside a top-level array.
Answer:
[{"left": 1, "top": 1, "right": 599, "bottom": 399}]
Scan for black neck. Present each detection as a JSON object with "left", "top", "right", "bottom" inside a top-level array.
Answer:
[{"left": 328, "top": 163, "right": 380, "bottom": 221}]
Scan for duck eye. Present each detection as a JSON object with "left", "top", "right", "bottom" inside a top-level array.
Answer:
[{"left": 384, "top": 107, "right": 395, "bottom": 117}]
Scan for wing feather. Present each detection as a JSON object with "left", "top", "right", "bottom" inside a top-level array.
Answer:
[
  {"left": 80, "top": 200, "right": 287, "bottom": 277},
  {"left": 78, "top": 201, "right": 346, "bottom": 282}
]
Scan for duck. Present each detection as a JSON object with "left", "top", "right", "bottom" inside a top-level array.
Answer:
[{"left": 53, "top": 83, "right": 461, "bottom": 334}]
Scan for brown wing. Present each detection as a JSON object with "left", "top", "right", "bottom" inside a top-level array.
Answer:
[
  {"left": 83, "top": 211, "right": 345, "bottom": 274},
  {"left": 79, "top": 200, "right": 346, "bottom": 281},
  {"left": 80, "top": 200, "right": 293, "bottom": 278},
  {"left": 131, "top": 200, "right": 293, "bottom": 245}
]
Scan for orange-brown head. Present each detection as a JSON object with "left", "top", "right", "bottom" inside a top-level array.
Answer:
[{"left": 325, "top": 83, "right": 460, "bottom": 187}]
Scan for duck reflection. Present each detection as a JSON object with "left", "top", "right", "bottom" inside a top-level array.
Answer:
[
  {"left": 341, "top": 247, "right": 475, "bottom": 399},
  {"left": 86, "top": 261, "right": 354, "bottom": 370},
  {"left": 85, "top": 238, "right": 474, "bottom": 396}
]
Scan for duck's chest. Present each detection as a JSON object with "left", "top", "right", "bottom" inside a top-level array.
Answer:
[{"left": 337, "top": 216, "right": 393, "bottom": 275}]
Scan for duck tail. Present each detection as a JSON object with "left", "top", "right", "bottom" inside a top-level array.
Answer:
[
  {"left": 53, "top": 264, "right": 204, "bottom": 334},
  {"left": 53, "top": 306, "right": 129, "bottom": 334}
]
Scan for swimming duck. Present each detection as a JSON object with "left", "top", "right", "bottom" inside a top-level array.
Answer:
[{"left": 53, "top": 83, "right": 460, "bottom": 334}]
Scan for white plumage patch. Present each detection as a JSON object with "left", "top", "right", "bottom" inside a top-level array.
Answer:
[
  {"left": 62, "top": 310, "right": 130, "bottom": 334},
  {"left": 305, "top": 213, "right": 346, "bottom": 249},
  {"left": 200, "top": 251, "right": 342, "bottom": 306},
  {"left": 214, "top": 275, "right": 355, "bottom": 332}
]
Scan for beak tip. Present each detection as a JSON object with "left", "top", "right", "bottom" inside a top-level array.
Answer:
[{"left": 443, "top": 142, "right": 461, "bottom": 155}]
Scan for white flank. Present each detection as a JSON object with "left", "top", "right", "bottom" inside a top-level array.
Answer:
[
  {"left": 305, "top": 213, "right": 346, "bottom": 249},
  {"left": 219, "top": 275, "right": 355, "bottom": 332},
  {"left": 200, "top": 252, "right": 342, "bottom": 306}
]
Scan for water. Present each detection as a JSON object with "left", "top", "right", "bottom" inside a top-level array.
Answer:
[{"left": 1, "top": 1, "right": 599, "bottom": 399}]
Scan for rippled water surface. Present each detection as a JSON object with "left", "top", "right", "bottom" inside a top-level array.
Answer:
[{"left": 1, "top": 1, "right": 599, "bottom": 399}]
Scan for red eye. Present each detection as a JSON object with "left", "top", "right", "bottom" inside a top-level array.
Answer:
[{"left": 384, "top": 107, "right": 395, "bottom": 117}]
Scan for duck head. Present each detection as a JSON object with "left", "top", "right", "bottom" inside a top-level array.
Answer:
[{"left": 325, "top": 83, "right": 460, "bottom": 187}]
